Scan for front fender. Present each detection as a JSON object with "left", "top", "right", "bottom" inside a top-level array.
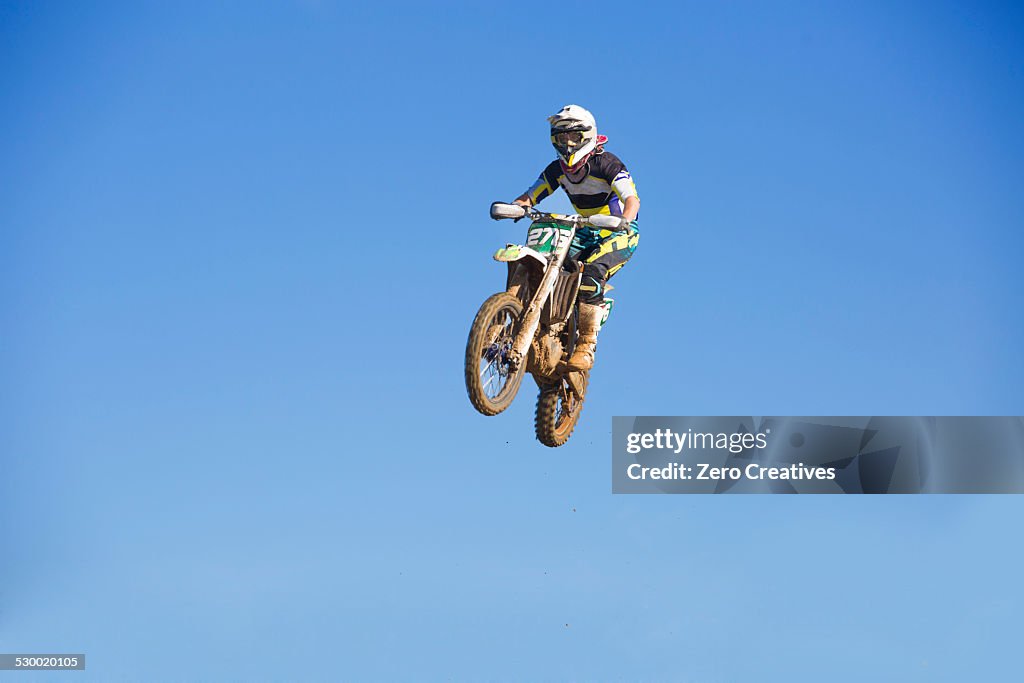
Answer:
[{"left": 493, "top": 244, "right": 548, "bottom": 269}]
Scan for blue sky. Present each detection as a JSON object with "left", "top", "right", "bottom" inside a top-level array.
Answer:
[{"left": 2, "top": 1, "right": 1023, "bottom": 680}]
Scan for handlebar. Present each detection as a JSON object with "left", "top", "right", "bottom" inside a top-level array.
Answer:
[{"left": 489, "top": 202, "right": 634, "bottom": 235}]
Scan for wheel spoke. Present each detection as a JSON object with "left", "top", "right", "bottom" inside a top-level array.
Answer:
[
  {"left": 481, "top": 358, "right": 510, "bottom": 399},
  {"left": 493, "top": 367, "right": 502, "bottom": 393}
]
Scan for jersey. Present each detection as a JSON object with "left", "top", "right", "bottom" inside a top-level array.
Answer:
[{"left": 524, "top": 151, "right": 639, "bottom": 217}]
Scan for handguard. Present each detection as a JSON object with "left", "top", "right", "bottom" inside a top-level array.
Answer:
[
  {"left": 585, "top": 214, "right": 630, "bottom": 235},
  {"left": 490, "top": 202, "right": 527, "bottom": 220},
  {"left": 588, "top": 214, "right": 627, "bottom": 230}
]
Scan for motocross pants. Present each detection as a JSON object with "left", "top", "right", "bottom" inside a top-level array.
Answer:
[{"left": 570, "top": 223, "right": 640, "bottom": 305}]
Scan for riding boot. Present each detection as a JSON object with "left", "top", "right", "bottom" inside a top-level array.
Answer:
[{"left": 566, "top": 302, "right": 603, "bottom": 371}]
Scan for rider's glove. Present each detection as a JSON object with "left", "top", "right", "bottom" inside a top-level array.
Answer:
[{"left": 618, "top": 217, "right": 638, "bottom": 234}]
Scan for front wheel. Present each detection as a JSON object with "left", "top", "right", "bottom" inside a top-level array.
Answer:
[
  {"left": 535, "top": 371, "right": 589, "bottom": 447},
  {"left": 465, "top": 292, "right": 527, "bottom": 416}
]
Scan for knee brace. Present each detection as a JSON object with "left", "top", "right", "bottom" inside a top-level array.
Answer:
[{"left": 578, "top": 264, "right": 608, "bottom": 305}]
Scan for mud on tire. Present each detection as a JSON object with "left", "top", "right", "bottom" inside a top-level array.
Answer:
[{"left": 534, "top": 371, "right": 588, "bottom": 447}]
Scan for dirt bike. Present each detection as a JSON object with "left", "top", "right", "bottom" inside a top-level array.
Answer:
[{"left": 464, "top": 202, "right": 624, "bottom": 447}]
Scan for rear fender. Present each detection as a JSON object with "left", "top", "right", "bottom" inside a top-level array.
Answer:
[{"left": 599, "top": 297, "right": 614, "bottom": 327}]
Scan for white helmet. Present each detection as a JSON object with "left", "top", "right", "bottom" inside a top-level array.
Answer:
[{"left": 548, "top": 104, "right": 599, "bottom": 173}]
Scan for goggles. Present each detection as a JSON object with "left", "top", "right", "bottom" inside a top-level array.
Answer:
[{"left": 553, "top": 130, "right": 585, "bottom": 148}]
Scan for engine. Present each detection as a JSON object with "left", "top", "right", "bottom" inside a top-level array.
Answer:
[{"left": 528, "top": 332, "right": 564, "bottom": 378}]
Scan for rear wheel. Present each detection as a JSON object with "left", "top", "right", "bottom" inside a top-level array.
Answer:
[
  {"left": 465, "top": 292, "right": 526, "bottom": 416},
  {"left": 535, "top": 371, "right": 589, "bottom": 447}
]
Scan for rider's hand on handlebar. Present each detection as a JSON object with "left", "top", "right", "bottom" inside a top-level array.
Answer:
[{"left": 512, "top": 199, "right": 531, "bottom": 222}]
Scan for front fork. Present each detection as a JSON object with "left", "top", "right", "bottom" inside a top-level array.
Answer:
[{"left": 508, "top": 259, "right": 562, "bottom": 371}]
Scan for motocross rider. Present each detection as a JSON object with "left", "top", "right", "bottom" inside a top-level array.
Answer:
[{"left": 510, "top": 104, "right": 640, "bottom": 371}]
